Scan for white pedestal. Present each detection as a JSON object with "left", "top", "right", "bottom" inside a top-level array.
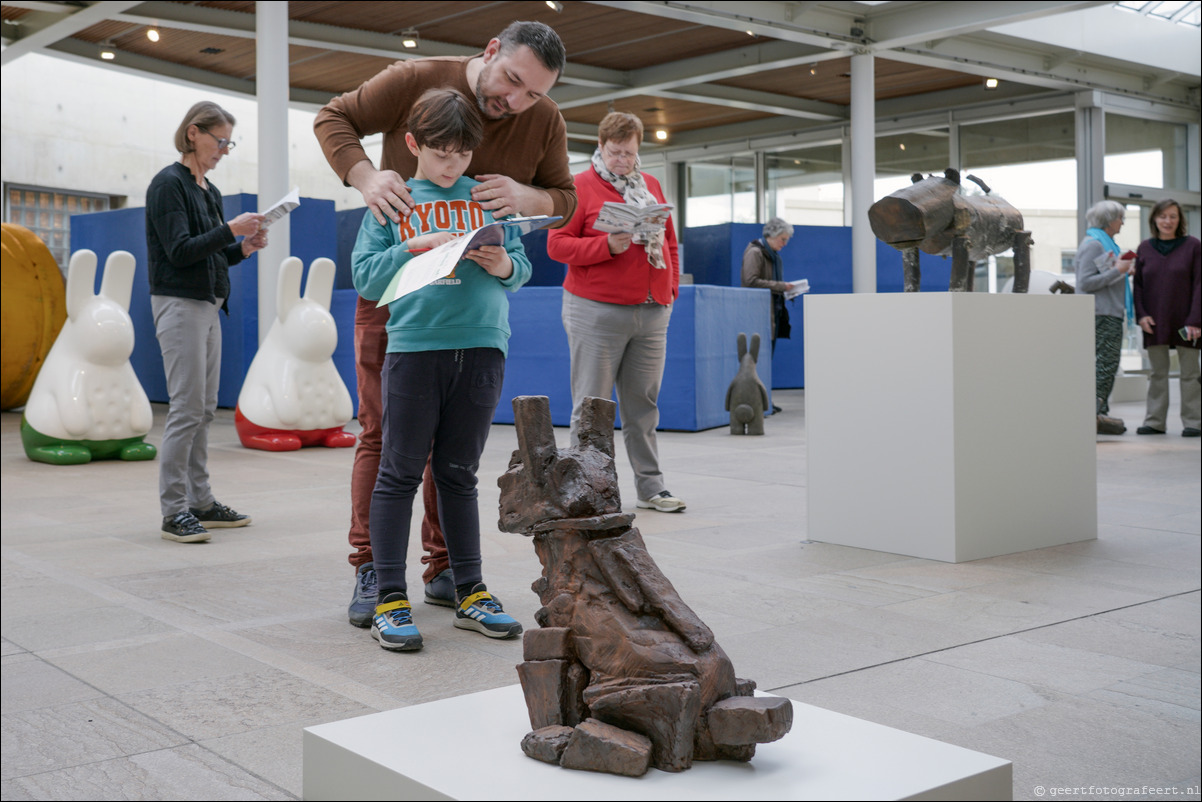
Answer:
[
  {"left": 303, "top": 685, "right": 1011, "bottom": 800},
  {"left": 804, "top": 293, "right": 1096, "bottom": 563}
]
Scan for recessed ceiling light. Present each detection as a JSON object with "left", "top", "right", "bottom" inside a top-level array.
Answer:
[{"left": 147, "top": 27, "right": 160, "bottom": 42}]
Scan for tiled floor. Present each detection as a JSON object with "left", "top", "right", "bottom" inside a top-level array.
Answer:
[{"left": 2, "top": 391, "right": 1198, "bottom": 800}]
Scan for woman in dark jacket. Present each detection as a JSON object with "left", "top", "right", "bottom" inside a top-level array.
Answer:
[
  {"left": 147, "top": 101, "right": 266, "bottom": 542},
  {"left": 1133, "top": 199, "right": 1201, "bottom": 437},
  {"left": 741, "top": 217, "right": 794, "bottom": 352}
]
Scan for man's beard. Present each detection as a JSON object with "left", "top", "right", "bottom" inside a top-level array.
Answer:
[{"left": 475, "top": 62, "right": 514, "bottom": 120}]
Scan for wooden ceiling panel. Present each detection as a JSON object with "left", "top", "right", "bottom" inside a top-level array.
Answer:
[
  {"left": 561, "top": 95, "right": 770, "bottom": 135},
  {"left": 717, "top": 58, "right": 983, "bottom": 105},
  {"left": 288, "top": 53, "right": 398, "bottom": 96}
]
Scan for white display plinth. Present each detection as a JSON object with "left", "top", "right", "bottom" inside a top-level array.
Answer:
[
  {"left": 804, "top": 293, "right": 1096, "bottom": 563},
  {"left": 303, "top": 684, "right": 1011, "bottom": 800}
]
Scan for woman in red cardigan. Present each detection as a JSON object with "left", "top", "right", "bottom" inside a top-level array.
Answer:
[{"left": 546, "top": 112, "right": 684, "bottom": 513}]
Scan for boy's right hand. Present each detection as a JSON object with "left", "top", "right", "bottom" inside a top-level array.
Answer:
[{"left": 407, "top": 231, "right": 459, "bottom": 252}]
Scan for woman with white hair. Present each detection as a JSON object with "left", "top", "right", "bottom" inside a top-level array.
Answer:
[
  {"left": 1075, "top": 200, "right": 1135, "bottom": 435},
  {"left": 741, "top": 217, "right": 795, "bottom": 355}
]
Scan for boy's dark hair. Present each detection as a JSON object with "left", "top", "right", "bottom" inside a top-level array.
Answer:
[
  {"left": 407, "top": 89, "right": 484, "bottom": 153},
  {"left": 496, "top": 21, "right": 566, "bottom": 78}
]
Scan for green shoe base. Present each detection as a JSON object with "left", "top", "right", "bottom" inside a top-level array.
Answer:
[{"left": 21, "top": 417, "right": 157, "bottom": 465}]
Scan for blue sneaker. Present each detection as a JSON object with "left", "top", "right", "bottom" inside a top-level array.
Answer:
[
  {"left": 454, "top": 584, "right": 522, "bottom": 639},
  {"left": 348, "top": 563, "right": 377, "bottom": 628},
  {"left": 372, "top": 593, "right": 423, "bottom": 651}
]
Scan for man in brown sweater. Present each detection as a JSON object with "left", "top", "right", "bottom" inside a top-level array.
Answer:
[{"left": 314, "top": 21, "right": 577, "bottom": 628}]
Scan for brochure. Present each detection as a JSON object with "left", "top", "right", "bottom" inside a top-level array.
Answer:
[{"left": 378, "top": 215, "right": 561, "bottom": 305}]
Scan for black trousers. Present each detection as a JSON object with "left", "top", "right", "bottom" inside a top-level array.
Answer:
[{"left": 369, "top": 348, "right": 505, "bottom": 598}]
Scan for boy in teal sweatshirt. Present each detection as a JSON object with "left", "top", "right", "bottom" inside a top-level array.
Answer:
[{"left": 352, "top": 88, "right": 531, "bottom": 651}]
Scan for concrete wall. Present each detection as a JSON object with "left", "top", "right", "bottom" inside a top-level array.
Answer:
[{"left": 1, "top": 52, "right": 369, "bottom": 211}]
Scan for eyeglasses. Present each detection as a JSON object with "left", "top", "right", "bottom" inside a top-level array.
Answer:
[
  {"left": 601, "top": 145, "right": 638, "bottom": 162},
  {"left": 197, "top": 126, "right": 235, "bottom": 151}
]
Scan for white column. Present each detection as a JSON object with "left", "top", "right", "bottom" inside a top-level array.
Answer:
[
  {"left": 850, "top": 50, "right": 876, "bottom": 293},
  {"left": 256, "top": 0, "right": 290, "bottom": 343},
  {"left": 1075, "top": 92, "right": 1104, "bottom": 243}
]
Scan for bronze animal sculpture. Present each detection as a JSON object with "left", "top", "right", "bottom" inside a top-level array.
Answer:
[
  {"left": 726, "top": 332, "right": 768, "bottom": 435},
  {"left": 499, "top": 395, "right": 792, "bottom": 777},
  {"left": 868, "top": 168, "right": 1032, "bottom": 293}
]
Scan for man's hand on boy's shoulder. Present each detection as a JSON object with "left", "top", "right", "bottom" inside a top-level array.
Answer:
[
  {"left": 472, "top": 174, "right": 551, "bottom": 220},
  {"left": 348, "top": 161, "right": 414, "bottom": 225}
]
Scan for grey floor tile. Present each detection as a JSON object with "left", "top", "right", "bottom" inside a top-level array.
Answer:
[
  {"left": 924, "top": 636, "right": 1162, "bottom": 694},
  {"left": 883, "top": 587, "right": 1074, "bottom": 636},
  {"left": 1, "top": 697, "right": 187, "bottom": 779},
  {"left": 0, "top": 744, "right": 292, "bottom": 800},
  {"left": 4, "top": 604, "right": 179, "bottom": 654},
  {"left": 200, "top": 713, "right": 373, "bottom": 798},
  {"left": 1018, "top": 599, "right": 1201, "bottom": 668},
  {"left": 947, "top": 694, "right": 1200, "bottom": 801},
  {"left": 1087, "top": 667, "right": 1201, "bottom": 722},
  {"left": 2, "top": 657, "right": 104, "bottom": 713},
  {"left": 115, "top": 668, "right": 370, "bottom": 741},
  {"left": 787, "top": 657, "right": 1059, "bottom": 728},
  {"left": 43, "top": 634, "right": 271, "bottom": 696}
]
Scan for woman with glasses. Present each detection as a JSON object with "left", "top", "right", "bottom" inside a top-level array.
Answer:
[
  {"left": 146, "top": 101, "right": 267, "bottom": 543},
  {"left": 547, "top": 111, "right": 685, "bottom": 513}
]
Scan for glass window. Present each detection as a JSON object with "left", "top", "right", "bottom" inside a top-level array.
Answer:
[
  {"left": 685, "top": 157, "right": 755, "bottom": 226},
  {"left": 766, "top": 144, "right": 844, "bottom": 226},
  {"left": 961, "top": 112, "right": 1082, "bottom": 283},
  {"left": 3, "top": 184, "right": 112, "bottom": 272},
  {"left": 1104, "top": 114, "right": 1190, "bottom": 190}
]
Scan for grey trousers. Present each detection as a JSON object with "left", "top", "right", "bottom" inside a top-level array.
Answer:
[
  {"left": 1143, "top": 345, "right": 1201, "bottom": 431},
  {"left": 152, "top": 295, "right": 222, "bottom": 517},
  {"left": 562, "top": 291, "right": 671, "bottom": 501}
]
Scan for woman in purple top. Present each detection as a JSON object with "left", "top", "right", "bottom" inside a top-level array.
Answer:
[{"left": 1133, "top": 199, "right": 1201, "bottom": 437}]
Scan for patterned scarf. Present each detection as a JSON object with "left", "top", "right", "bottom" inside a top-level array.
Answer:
[{"left": 591, "top": 147, "right": 667, "bottom": 270}]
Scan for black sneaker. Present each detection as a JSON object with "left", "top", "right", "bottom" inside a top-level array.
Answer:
[
  {"left": 162, "top": 511, "right": 211, "bottom": 543},
  {"left": 424, "top": 568, "right": 456, "bottom": 607},
  {"left": 190, "top": 501, "right": 251, "bottom": 528},
  {"left": 349, "top": 562, "right": 378, "bottom": 628}
]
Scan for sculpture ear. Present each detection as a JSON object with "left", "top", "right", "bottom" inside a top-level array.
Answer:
[
  {"left": 512, "top": 396, "right": 556, "bottom": 478},
  {"left": 65, "top": 249, "right": 98, "bottom": 320},
  {"left": 749, "top": 332, "right": 760, "bottom": 362},
  {"left": 304, "top": 258, "right": 335, "bottom": 310},
  {"left": 276, "top": 256, "right": 303, "bottom": 322},
  {"left": 98, "top": 251, "right": 136, "bottom": 311},
  {"left": 737, "top": 332, "right": 747, "bottom": 361},
  {"left": 576, "top": 395, "right": 616, "bottom": 457}
]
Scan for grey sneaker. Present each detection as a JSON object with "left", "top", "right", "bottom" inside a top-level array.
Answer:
[
  {"left": 636, "top": 490, "right": 687, "bottom": 513},
  {"left": 424, "top": 568, "right": 456, "bottom": 607},
  {"left": 162, "top": 511, "right": 211, "bottom": 543},
  {"left": 348, "top": 562, "right": 378, "bottom": 628},
  {"left": 190, "top": 501, "right": 251, "bottom": 528}
]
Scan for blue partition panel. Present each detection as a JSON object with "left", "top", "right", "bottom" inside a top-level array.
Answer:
[
  {"left": 71, "top": 193, "right": 338, "bottom": 409},
  {"left": 681, "top": 222, "right": 954, "bottom": 388},
  {"left": 497, "top": 286, "right": 769, "bottom": 431},
  {"left": 331, "top": 289, "right": 360, "bottom": 416}
]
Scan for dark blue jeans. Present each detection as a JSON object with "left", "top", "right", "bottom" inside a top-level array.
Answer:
[{"left": 369, "top": 348, "right": 505, "bottom": 598}]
